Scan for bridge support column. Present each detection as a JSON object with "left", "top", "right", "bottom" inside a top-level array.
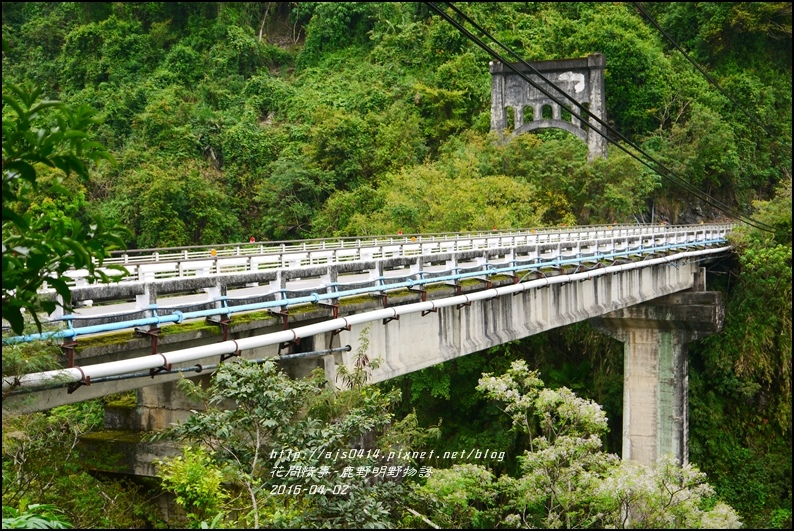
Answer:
[{"left": 590, "top": 287, "right": 723, "bottom": 466}]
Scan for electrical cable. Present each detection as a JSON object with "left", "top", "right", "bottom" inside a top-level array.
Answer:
[
  {"left": 425, "top": 2, "right": 776, "bottom": 232},
  {"left": 443, "top": 0, "right": 780, "bottom": 233},
  {"left": 436, "top": 1, "right": 776, "bottom": 232},
  {"left": 631, "top": 1, "right": 792, "bottom": 150},
  {"left": 433, "top": 2, "right": 746, "bottom": 224}
]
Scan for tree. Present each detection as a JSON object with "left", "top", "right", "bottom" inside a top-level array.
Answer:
[
  {"left": 2, "top": 399, "right": 152, "bottom": 528},
  {"left": 408, "top": 360, "right": 742, "bottom": 528},
  {"left": 154, "top": 352, "right": 431, "bottom": 529},
  {"left": 2, "top": 76, "right": 129, "bottom": 334}
]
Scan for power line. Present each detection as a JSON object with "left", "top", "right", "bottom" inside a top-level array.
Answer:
[
  {"left": 438, "top": 1, "right": 776, "bottom": 231},
  {"left": 426, "top": 2, "right": 775, "bottom": 232},
  {"left": 631, "top": 1, "right": 792, "bottom": 150}
]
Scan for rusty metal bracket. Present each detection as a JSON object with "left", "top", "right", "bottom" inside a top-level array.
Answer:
[
  {"left": 329, "top": 324, "right": 351, "bottom": 349},
  {"left": 383, "top": 315, "right": 399, "bottom": 325},
  {"left": 516, "top": 269, "right": 548, "bottom": 295},
  {"left": 269, "top": 308, "right": 290, "bottom": 330},
  {"left": 331, "top": 325, "right": 351, "bottom": 339},
  {"left": 220, "top": 350, "right": 240, "bottom": 363},
  {"left": 421, "top": 306, "right": 437, "bottom": 317},
  {"left": 60, "top": 340, "right": 78, "bottom": 368},
  {"left": 475, "top": 277, "right": 492, "bottom": 289},
  {"left": 456, "top": 300, "right": 471, "bottom": 310},
  {"left": 379, "top": 292, "right": 390, "bottom": 308},
  {"left": 511, "top": 272, "right": 528, "bottom": 294},
  {"left": 67, "top": 375, "right": 90, "bottom": 394},
  {"left": 578, "top": 262, "right": 599, "bottom": 281},
  {"left": 149, "top": 364, "right": 172, "bottom": 378},
  {"left": 410, "top": 286, "right": 428, "bottom": 302},
  {"left": 206, "top": 317, "right": 232, "bottom": 341},
  {"left": 316, "top": 300, "right": 339, "bottom": 319},
  {"left": 135, "top": 327, "right": 161, "bottom": 355},
  {"left": 444, "top": 282, "right": 462, "bottom": 296},
  {"left": 279, "top": 336, "right": 301, "bottom": 355}
]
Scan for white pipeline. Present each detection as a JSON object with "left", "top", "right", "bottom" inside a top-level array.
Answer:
[{"left": 2, "top": 247, "right": 730, "bottom": 392}]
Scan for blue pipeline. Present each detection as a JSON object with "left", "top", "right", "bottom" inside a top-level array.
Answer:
[{"left": 3, "top": 238, "right": 726, "bottom": 345}]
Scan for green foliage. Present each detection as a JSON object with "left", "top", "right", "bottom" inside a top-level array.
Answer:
[
  {"left": 407, "top": 360, "right": 741, "bottom": 528},
  {"left": 160, "top": 43, "right": 205, "bottom": 86},
  {"left": 409, "top": 464, "right": 499, "bottom": 529},
  {"left": 688, "top": 179, "right": 792, "bottom": 527},
  {"left": 2, "top": 401, "right": 153, "bottom": 528},
  {"left": 2, "top": 2, "right": 791, "bottom": 525},
  {"left": 304, "top": 106, "right": 376, "bottom": 189},
  {"left": 116, "top": 162, "right": 241, "bottom": 247},
  {"left": 645, "top": 3, "right": 792, "bottom": 68},
  {"left": 1, "top": 340, "right": 62, "bottom": 382},
  {"left": 705, "top": 180, "right": 792, "bottom": 431},
  {"left": 298, "top": 2, "right": 379, "bottom": 65},
  {"left": 208, "top": 24, "right": 283, "bottom": 79},
  {"left": 156, "top": 446, "right": 227, "bottom": 528},
  {"left": 155, "top": 358, "right": 423, "bottom": 528},
  {"left": 2, "top": 80, "right": 129, "bottom": 334},
  {"left": 254, "top": 156, "right": 335, "bottom": 240},
  {"left": 59, "top": 15, "right": 157, "bottom": 93},
  {"left": 649, "top": 102, "right": 740, "bottom": 196},
  {"left": 2, "top": 503, "right": 72, "bottom": 529},
  {"left": 336, "top": 325, "right": 380, "bottom": 390},
  {"left": 597, "top": 456, "right": 744, "bottom": 529}
]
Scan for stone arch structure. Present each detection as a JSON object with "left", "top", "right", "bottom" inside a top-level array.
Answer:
[{"left": 490, "top": 54, "right": 607, "bottom": 160}]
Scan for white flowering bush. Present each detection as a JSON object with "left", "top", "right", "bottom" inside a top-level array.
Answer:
[
  {"left": 597, "top": 456, "right": 743, "bottom": 529},
  {"left": 471, "top": 360, "right": 742, "bottom": 529}
]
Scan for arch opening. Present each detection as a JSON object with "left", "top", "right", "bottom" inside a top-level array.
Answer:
[
  {"left": 505, "top": 106, "right": 515, "bottom": 130},
  {"left": 522, "top": 105, "right": 534, "bottom": 124}
]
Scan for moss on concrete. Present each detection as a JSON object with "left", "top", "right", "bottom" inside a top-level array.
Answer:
[
  {"left": 425, "top": 283, "right": 451, "bottom": 292},
  {"left": 159, "top": 320, "right": 220, "bottom": 337},
  {"left": 105, "top": 391, "right": 137, "bottom": 409},
  {"left": 336, "top": 294, "right": 379, "bottom": 306},
  {"left": 287, "top": 303, "right": 317, "bottom": 315},
  {"left": 81, "top": 429, "right": 145, "bottom": 443},
  {"left": 77, "top": 330, "right": 137, "bottom": 349},
  {"left": 231, "top": 310, "right": 276, "bottom": 326}
]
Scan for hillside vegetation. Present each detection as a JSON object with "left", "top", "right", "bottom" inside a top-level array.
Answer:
[{"left": 2, "top": 2, "right": 791, "bottom": 528}]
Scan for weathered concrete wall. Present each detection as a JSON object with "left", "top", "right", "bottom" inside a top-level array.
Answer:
[
  {"left": 490, "top": 54, "right": 607, "bottom": 160},
  {"left": 78, "top": 429, "right": 182, "bottom": 478}
]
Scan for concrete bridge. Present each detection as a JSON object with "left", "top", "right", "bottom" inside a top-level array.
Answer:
[{"left": 2, "top": 223, "right": 732, "bottom": 469}]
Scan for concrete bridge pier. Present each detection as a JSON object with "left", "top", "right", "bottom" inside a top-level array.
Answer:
[{"left": 590, "top": 273, "right": 723, "bottom": 466}]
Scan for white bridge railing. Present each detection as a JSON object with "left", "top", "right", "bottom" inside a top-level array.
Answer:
[
  {"left": 59, "top": 224, "right": 734, "bottom": 287},
  {"left": 3, "top": 222, "right": 734, "bottom": 346}
]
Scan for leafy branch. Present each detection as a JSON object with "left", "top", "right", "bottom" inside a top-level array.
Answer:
[{"left": 2, "top": 78, "right": 130, "bottom": 334}]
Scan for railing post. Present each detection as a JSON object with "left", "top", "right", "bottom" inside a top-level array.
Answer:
[{"left": 135, "top": 283, "right": 158, "bottom": 332}]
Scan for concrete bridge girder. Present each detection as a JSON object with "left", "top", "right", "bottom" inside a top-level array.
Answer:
[{"left": 336, "top": 262, "right": 707, "bottom": 385}]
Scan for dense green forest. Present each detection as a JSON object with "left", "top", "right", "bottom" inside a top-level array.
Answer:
[{"left": 2, "top": 2, "right": 791, "bottom": 528}]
